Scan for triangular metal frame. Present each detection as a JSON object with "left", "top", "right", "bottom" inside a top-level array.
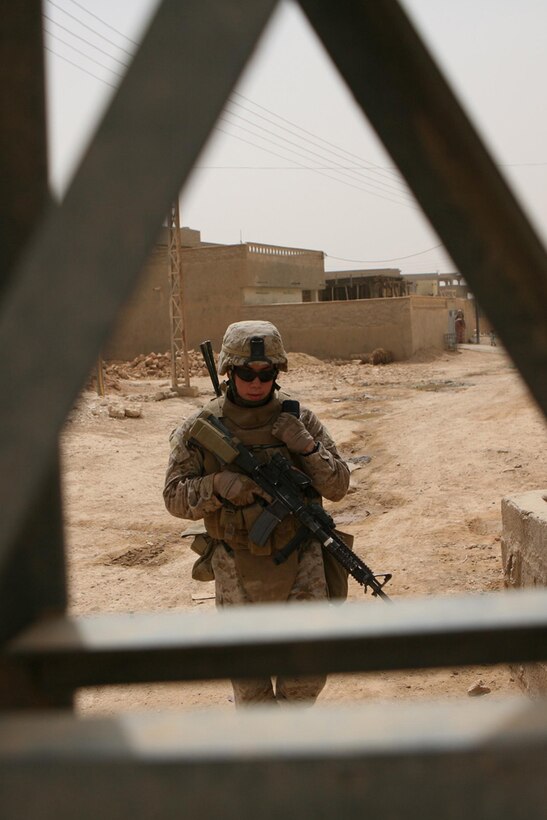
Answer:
[{"left": 1, "top": 0, "right": 546, "bottom": 814}]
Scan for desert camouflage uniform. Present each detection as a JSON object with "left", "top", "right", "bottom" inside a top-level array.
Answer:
[
  {"left": 163, "top": 322, "right": 349, "bottom": 706},
  {"left": 164, "top": 391, "right": 349, "bottom": 706},
  {"left": 211, "top": 539, "right": 329, "bottom": 705}
]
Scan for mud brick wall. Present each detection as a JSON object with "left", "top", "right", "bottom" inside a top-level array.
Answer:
[
  {"left": 241, "top": 297, "right": 414, "bottom": 360},
  {"left": 107, "top": 237, "right": 467, "bottom": 362}
]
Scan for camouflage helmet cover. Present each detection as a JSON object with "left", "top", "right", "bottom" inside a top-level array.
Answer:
[{"left": 218, "top": 320, "right": 288, "bottom": 375}]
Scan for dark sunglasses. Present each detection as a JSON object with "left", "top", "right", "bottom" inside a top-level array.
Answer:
[{"left": 233, "top": 366, "right": 277, "bottom": 383}]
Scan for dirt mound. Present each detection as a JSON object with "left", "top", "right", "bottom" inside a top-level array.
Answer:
[
  {"left": 287, "top": 351, "right": 326, "bottom": 369},
  {"left": 407, "top": 347, "right": 446, "bottom": 363}
]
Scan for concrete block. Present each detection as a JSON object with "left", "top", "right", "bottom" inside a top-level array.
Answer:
[
  {"left": 173, "top": 385, "right": 200, "bottom": 397},
  {"left": 501, "top": 489, "right": 547, "bottom": 693}
]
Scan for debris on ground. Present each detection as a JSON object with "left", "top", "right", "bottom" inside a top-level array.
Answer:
[
  {"left": 93, "top": 349, "right": 210, "bottom": 391},
  {"left": 467, "top": 680, "right": 492, "bottom": 697},
  {"left": 360, "top": 348, "right": 394, "bottom": 365}
]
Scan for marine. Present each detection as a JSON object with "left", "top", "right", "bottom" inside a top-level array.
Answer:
[{"left": 164, "top": 320, "right": 350, "bottom": 706}]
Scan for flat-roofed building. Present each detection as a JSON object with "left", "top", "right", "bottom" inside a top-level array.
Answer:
[
  {"left": 321, "top": 268, "right": 407, "bottom": 300},
  {"left": 402, "top": 271, "right": 470, "bottom": 299},
  {"left": 106, "top": 234, "right": 325, "bottom": 359}
]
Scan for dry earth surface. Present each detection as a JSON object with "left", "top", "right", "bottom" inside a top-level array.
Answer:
[{"left": 62, "top": 345, "right": 547, "bottom": 713}]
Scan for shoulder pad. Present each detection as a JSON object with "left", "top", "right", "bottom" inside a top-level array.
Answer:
[
  {"left": 180, "top": 397, "right": 225, "bottom": 444},
  {"left": 276, "top": 388, "right": 294, "bottom": 403},
  {"left": 203, "top": 396, "right": 225, "bottom": 419}
]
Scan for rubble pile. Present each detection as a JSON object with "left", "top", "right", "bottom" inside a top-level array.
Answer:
[
  {"left": 359, "top": 348, "right": 394, "bottom": 365},
  {"left": 105, "top": 349, "right": 210, "bottom": 382}
]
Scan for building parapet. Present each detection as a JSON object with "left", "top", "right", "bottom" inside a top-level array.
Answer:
[{"left": 247, "top": 243, "right": 323, "bottom": 258}]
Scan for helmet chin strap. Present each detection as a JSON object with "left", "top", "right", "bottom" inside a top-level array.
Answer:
[{"left": 227, "top": 368, "right": 279, "bottom": 407}]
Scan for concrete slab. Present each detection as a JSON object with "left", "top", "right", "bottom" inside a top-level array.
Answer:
[{"left": 502, "top": 489, "right": 547, "bottom": 693}]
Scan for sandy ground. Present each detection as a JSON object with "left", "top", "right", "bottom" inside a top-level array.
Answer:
[{"left": 61, "top": 345, "right": 547, "bottom": 713}]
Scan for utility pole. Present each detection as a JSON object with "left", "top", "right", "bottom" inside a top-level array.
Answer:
[
  {"left": 474, "top": 295, "right": 481, "bottom": 344},
  {"left": 167, "top": 200, "right": 199, "bottom": 396}
]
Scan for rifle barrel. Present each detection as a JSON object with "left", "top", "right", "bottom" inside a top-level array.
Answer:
[{"left": 200, "top": 340, "right": 221, "bottom": 396}]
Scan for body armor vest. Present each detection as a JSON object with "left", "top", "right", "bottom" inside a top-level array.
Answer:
[{"left": 191, "top": 391, "right": 317, "bottom": 556}]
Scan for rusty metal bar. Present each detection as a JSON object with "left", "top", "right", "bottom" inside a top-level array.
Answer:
[
  {"left": 0, "top": 699, "right": 546, "bottom": 819},
  {"left": 0, "top": 0, "right": 68, "bottom": 709},
  {"left": 300, "top": 0, "right": 547, "bottom": 416},
  {"left": 7, "top": 590, "right": 547, "bottom": 692},
  {"left": 0, "top": 0, "right": 49, "bottom": 290},
  {"left": 0, "top": 0, "right": 277, "bottom": 575}
]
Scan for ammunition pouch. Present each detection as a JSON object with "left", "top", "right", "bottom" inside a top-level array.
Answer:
[
  {"left": 204, "top": 500, "right": 304, "bottom": 557},
  {"left": 181, "top": 525, "right": 217, "bottom": 582}
]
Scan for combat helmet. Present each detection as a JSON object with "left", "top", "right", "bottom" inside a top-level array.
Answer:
[{"left": 218, "top": 320, "right": 288, "bottom": 375}]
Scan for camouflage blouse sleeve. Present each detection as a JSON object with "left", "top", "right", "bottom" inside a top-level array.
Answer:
[
  {"left": 296, "top": 406, "right": 350, "bottom": 502},
  {"left": 163, "top": 413, "right": 223, "bottom": 520}
]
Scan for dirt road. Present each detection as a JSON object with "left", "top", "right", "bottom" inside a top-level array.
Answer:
[{"left": 61, "top": 345, "right": 546, "bottom": 712}]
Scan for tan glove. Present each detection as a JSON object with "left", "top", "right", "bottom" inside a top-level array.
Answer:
[
  {"left": 213, "top": 470, "right": 270, "bottom": 506},
  {"left": 272, "top": 412, "right": 316, "bottom": 454}
]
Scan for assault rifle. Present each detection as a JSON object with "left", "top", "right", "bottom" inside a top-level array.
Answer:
[{"left": 188, "top": 410, "right": 392, "bottom": 601}]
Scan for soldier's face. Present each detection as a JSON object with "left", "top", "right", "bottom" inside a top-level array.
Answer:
[{"left": 233, "top": 362, "right": 275, "bottom": 402}]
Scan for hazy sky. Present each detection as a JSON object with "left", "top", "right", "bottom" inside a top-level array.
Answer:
[{"left": 44, "top": 0, "right": 547, "bottom": 274}]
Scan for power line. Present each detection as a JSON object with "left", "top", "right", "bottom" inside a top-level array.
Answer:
[
  {"left": 215, "top": 125, "right": 416, "bottom": 208},
  {"left": 194, "top": 166, "right": 406, "bottom": 170},
  {"left": 225, "top": 97, "right": 412, "bottom": 199},
  {"left": 325, "top": 244, "right": 444, "bottom": 263},
  {"left": 217, "top": 111, "right": 415, "bottom": 206},
  {"left": 44, "top": 28, "right": 124, "bottom": 79},
  {"left": 64, "top": 0, "right": 139, "bottom": 46},
  {"left": 44, "top": 45, "right": 117, "bottom": 89},
  {"left": 45, "top": 35, "right": 442, "bottom": 260},
  {"left": 45, "top": 21, "right": 413, "bottom": 210},
  {"left": 45, "top": 33, "right": 417, "bottom": 211},
  {"left": 47, "top": 5, "right": 547, "bottom": 174},
  {"left": 214, "top": 125, "right": 417, "bottom": 210},
  {"left": 220, "top": 108, "right": 414, "bottom": 204},
  {"left": 43, "top": 13, "right": 130, "bottom": 67},
  {"left": 230, "top": 90, "right": 405, "bottom": 185},
  {"left": 45, "top": 0, "right": 135, "bottom": 57},
  {"left": 196, "top": 163, "right": 547, "bottom": 169}
]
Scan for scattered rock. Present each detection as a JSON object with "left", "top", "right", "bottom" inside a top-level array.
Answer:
[
  {"left": 108, "top": 404, "right": 126, "bottom": 419},
  {"left": 347, "top": 455, "right": 372, "bottom": 465},
  {"left": 467, "top": 680, "right": 491, "bottom": 697},
  {"left": 124, "top": 405, "right": 143, "bottom": 419}
]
